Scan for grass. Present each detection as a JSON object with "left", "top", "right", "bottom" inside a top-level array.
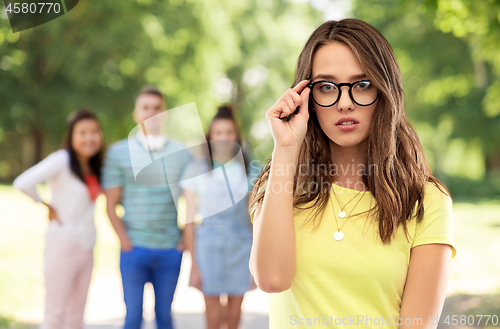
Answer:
[
  {"left": 448, "top": 200, "right": 500, "bottom": 295},
  {"left": 0, "top": 315, "right": 31, "bottom": 329}
]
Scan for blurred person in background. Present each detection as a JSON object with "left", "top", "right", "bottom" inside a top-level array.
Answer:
[
  {"left": 180, "top": 104, "right": 260, "bottom": 329},
  {"left": 13, "top": 109, "right": 104, "bottom": 329},
  {"left": 102, "top": 86, "right": 194, "bottom": 329}
]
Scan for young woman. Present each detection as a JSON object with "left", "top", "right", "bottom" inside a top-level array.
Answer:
[
  {"left": 13, "top": 109, "right": 104, "bottom": 329},
  {"left": 180, "top": 105, "right": 260, "bottom": 329},
  {"left": 249, "top": 19, "right": 457, "bottom": 329}
]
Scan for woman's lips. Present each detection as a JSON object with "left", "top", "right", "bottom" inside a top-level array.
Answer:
[{"left": 336, "top": 122, "right": 358, "bottom": 131}]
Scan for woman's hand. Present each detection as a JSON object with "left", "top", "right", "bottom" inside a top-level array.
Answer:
[
  {"left": 43, "top": 202, "right": 62, "bottom": 225},
  {"left": 120, "top": 236, "right": 134, "bottom": 252},
  {"left": 176, "top": 238, "right": 186, "bottom": 252},
  {"left": 189, "top": 265, "right": 203, "bottom": 292},
  {"left": 248, "top": 273, "right": 257, "bottom": 291},
  {"left": 266, "top": 79, "right": 311, "bottom": 150}
]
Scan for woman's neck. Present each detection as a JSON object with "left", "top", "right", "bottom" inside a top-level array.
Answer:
[
  {"left": 330, "top": 142, "right": 368, "bottom": 191},
  {"left": 77, "top": 154, "right": 91, "bottom": 175},
  {"left": 212, "top": 149, "right": 234, "bottom": 163}
]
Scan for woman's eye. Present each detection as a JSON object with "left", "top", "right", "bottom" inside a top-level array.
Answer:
[
  {"left": 356, "top": 81, "right": 370, "bottom": 90},
  {"left": 319, "top": 83, "right": 336, "bottom": 92}
]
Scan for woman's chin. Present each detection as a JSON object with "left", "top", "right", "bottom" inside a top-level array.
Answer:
[
  {"left": 76, "top": 149, "right": 100, "bottom": 159},
  {"left": 327, "top": 135, "right": 366, "bottom": 149}
]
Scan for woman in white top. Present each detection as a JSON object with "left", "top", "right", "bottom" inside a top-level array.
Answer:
[{"left": 13, "top": 109, "right": 104, "bottom": 329}]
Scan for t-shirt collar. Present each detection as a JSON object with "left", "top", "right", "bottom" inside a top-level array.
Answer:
[{"left": 135, "top": 130, "right": 169, "bottom": 152}]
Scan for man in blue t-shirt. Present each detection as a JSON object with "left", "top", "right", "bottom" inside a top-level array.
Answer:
[{"left": 102, "top": 86, "right": 194, "bottom": 329}]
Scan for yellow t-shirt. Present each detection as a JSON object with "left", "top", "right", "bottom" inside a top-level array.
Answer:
[{"left": 250, "top": 181, "right": 457, "bottom": 329}]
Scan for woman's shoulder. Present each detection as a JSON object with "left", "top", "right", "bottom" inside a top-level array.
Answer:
[
  {"left": 413, "top": 180, "right": 456, "bottom": 258},
  {"left": 413, "top": 181, "right": 453, "bottom": 225},
  {"left": 46, "top": 149, "right": 70, "bottom": 165},
  {"left": 13, "top": 149, "right": 70, "bottom": 190},
  {"left": 423, "top": 181, "right": 452, "bottom": 204}
]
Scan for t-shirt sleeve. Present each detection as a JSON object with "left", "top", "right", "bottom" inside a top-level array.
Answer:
[
  {"left": 179, "top": 160, "right": 202, "bottom": 194},
  {"left": 411, "top": 183, "right": 457, "bottom": 259},
  {"left": 101, "top": 144, "right": 125, "bottom": 190},
  {"left": 13, "top": 149, "right": 68, "bottom": 203}
]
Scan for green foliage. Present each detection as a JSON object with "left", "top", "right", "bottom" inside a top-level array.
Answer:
[
  {"left": 1, "top": 0, "right": 499, "bottom": 197},
  {"left": 0, "top": 0, "right": 322, "bottom": 180},
  {"left": 352, "top": 0, "right": 500, "bottom": 195}
]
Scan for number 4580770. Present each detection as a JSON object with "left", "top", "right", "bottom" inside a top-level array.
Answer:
[
  {"left": 5, "top": 3, "right": 62, "bottom": 14},
  {"left": 443, "top": 314, "right": 499, "bottom": 326}
]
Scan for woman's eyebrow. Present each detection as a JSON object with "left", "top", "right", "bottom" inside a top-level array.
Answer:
[{"left": 312, "top": 73, "right": 367, "bottom": 81}]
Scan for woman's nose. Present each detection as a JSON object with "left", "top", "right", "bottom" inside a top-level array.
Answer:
[{"left": 337, "top": 86, "right": 354, "bottom": 111}]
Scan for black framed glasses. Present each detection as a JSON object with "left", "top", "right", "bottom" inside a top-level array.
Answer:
[{"left": 307, "top": 79, "right": 379, "bottom": 107}]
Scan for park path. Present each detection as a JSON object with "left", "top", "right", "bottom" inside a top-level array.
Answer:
[{"left": 81, "top": 312, "right": 268, "bottom": 328}]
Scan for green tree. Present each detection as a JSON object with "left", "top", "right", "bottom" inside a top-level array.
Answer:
[
  {"left": 0, "top": 0, "right": 322, "bottom": 182},
  {"left": 351, "top": 0, "right": 500, "bottom": 196}
]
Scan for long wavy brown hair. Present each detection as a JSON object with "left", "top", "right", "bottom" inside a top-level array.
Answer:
[{"left": 248, "top": 18, "right": 451, "bottom": 244}]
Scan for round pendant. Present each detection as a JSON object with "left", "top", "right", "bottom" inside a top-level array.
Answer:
[
  {"left": 338, "top": 210, "right": 346, "bottom": 218},
  {"left": 333, "top": 230, "right": 344, "bottom": 241}
]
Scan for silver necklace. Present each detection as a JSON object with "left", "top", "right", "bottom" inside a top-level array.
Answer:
[{"left": 329, "top": 184, "right": 366, "bottom": 241}]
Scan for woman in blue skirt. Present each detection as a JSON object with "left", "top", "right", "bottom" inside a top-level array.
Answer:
[{"left": 180, "top": 104, "right": 260, "bottom": 329}]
